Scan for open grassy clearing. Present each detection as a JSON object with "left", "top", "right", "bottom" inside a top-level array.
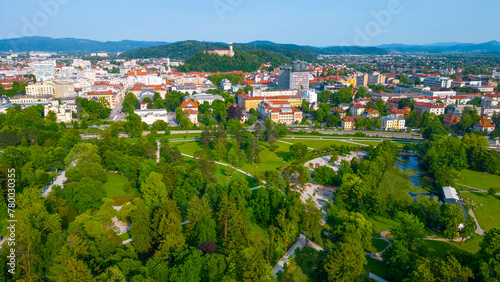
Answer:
[
  {"left": 456, "top": 169, "right": 500, "bottom": 190},
  {"left": 463, "top": 193, "right": 500, "bottom": 231}
]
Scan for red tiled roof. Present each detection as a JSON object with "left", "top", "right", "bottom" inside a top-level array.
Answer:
[{"left": 475, "top": 120, "right": 495, "bottom": 128}]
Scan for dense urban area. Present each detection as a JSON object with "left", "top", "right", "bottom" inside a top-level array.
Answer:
[{"left": 0, "top": 41, "right": 500, "bottom": 281}]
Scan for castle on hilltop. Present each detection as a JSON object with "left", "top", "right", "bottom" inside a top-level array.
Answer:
[{"left": 203, "top": 45, "right": 235, "bottom": 57}]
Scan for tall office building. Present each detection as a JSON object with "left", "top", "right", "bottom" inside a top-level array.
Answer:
[
  {"left": 278, "top": 62, "right": 310, "bottom": 91},
  {"left": 423, "top": 76, "right": 452, "bottom": 88},
  {"left": 54, "top": 81, "right": 75, "bottom": 98},
  {"left": 34, "top": 63, "right": 55, "bottom": 82}
]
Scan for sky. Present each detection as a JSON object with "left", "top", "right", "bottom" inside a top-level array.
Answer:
[{"left": 1, "top": 0, "right": 499, "bottom": 46}]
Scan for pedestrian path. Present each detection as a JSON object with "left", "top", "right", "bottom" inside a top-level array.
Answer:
[
  {"left": 180, "top": 153, "right": 266, "bottom": 184},
  {"left": 42, "top": 170, "right": 67, "bottom": 197},
  {"left": 272, "top": 234, "right": 323, "bottom": 277}
]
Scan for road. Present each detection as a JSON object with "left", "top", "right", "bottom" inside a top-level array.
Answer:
[
  {"left": 109, "top": 91, "right": 126, "bottom": 122},
  {"left": 42, "top": 170, "right": 67, "bottom": 197}
]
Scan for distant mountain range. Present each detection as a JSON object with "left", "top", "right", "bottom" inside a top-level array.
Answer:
[
  {"left": 0, "top": 36, "right": 169, "bottom": 52},
  {"left": 0, "top": 36, "right": 499, "bottom": 56},
  {"left": 377, "top": 41, "right": 500, "bottom": 53}
]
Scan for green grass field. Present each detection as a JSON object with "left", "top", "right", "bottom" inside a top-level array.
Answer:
[
  {"left": 421, "top": 235, "right": 482, "bottom": 258},
  {"left": 371, "top": 238, "right": 390, "bottom": 253},
  {"left": 280, "top": 139, "right": 362, "bottom": 150},
  {"left": 365, "top": 257, "right": 394, "bottom": 282},
  {"left": 174, "top": 140, "right": 293, "bottom": 176},
  {"left": 279, "top": 246, "right": 320, "bottom": 282},
  {"left": 103, "top": 173, "right": 137, "bottom": 197},
  {"left": 456, "top": 169, "right": 500, "bottom": 190},
  {"left": 239, "top": 141, "right": 292, "bottom": 176},
  {"left": 463, "top": 193, "right": 500, "bottom": 231},
  {"left": 214, "top": 164, "right": 258, "bottom": 187},
  {"left": 368, "top": 216, "right": 398, "bottom": 236},
  {"left": 119, "top": 231, "right": 131, "bottom": 241}
]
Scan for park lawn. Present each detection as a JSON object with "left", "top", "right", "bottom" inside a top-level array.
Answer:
[
  {"left": 456, "top": 169, "right": 500, "bottom": 190},
  {"left": 356, "top": 141, "right": 405, "bottom": 148},
  {"left": 214, "top": 164, "right": 258, "bottom": 187},
  {"left": 368, "top": 216, "right": 398, "bottom": 236},
  {"left": 174, "top": 140, "right": 290, "bottom": 178},
  {"left": 239, "top": 141, "right": 292, "bottom": 176},
  {"left": 282, "top": 246, "right": 320, "bottom": 282},
  {"left": 370, "top": 238, "right": 390, "bottom": 253},
  {"left": 463, "top": 193, "right": 500, "bottom": 231},
  {"left": 182, "top": 156, "right": 258, "bottom": 188},
  {"left": 421, "top": 236, "right": 483, "bottom": 258},
  {"left": 365, "top": 258, "right": 394, "bottom": 282},
  {"left": 119, "top": 231, "right": 131, "bottom": 241},
  {"left": 103, "top": 173, "right": 136, "bottom": 198},
  {"left": 280, "top": 138, "right": 361, "bottom": 150},
  {"left": 172, "top": 141, "right": 203, "bottom": 156},
  {"left": 162, "top": 133, "right": 201, "bottom": 140},
  {"left": 249, "top": 221, "right": 268, "bottom": 243}
]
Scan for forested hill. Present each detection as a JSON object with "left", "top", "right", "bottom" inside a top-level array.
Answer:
[
  {"left": 176, "top": 49, "right": 293, "bottom": 72},
  {"left": 118, "top": 40, "right": 388, "bottom": 60},
  {"left": 118, "top": 41, "right": 229, "bottom": 60}
]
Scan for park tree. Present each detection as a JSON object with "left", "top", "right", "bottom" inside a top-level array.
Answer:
[
  {"left": 332, "top": 211, "right": 373, "bottom": 250},
  {"left": 14, "top": 188, "right": 64, "bottom": 281},
  {"left": 140, "top": 172, "right": 169, "bottom": 208},
  {"left": 186, "top": 196, "right": 217, "bottom": 246},
  {"left": 336, "top": 173, "right": 367, "bottom": 212},
  {"left": 311, "top": 166, "right": 336, "bottom": 185},
  {"left": 122, "top": 93, "right": 140, "bottom": 113},
  {"left": 384, "top": 212, "right": 425, "bottom": 270},
  {"left": 130, "top": 198, "right": 153, "bottom": 253},
  {"left": 246, "top": 133, "right": 261, "bottom": 165},
  {"left": 152, "top": 120, "right": 168, "bottom": 131},
  {"left": 422, "top": 135, "right": 468, "bottom": 187},
  {"left": 226, "top": 103, "right": 243, "bottom": 121},
  {"left": 65, "top": 143, "right": 106, "bottom": 183},
  {"left": 322, "top": 238, "right": 366, "bottom": 282},
  {"left": 406, "top": 110, "right": 422, "bottom": 128},
  {"left": 125, "top": 113, "right": 143, "bottom": 138},
  {"left": 153, "top": 200, "right": 186, "bottom": 260},
  {"left": 62, "top": 178, "right": 106, "bottom": 213},
  {"left": 326, "top": 114, "right": 339, "bottom": 127},
  {"left": 440, "top": 203, "right": 464, "bottom": 241},
  {"left": 478, "top": 228, "right": 500, "bottom": 280},
  {"left": 254, "top": 122, "right": 263, "bottom": 140},
  {"left": 302, "top": 198, "right": 323, "bottom": 242},
  {"left": 403, "top": 257, "right": 436, "bottom": 282},
  {"left": 194, "top": 150, "right": 217, "bottom": 183},
  {"left": 201, "top": 126, "right": 212, "bottom": 147},
  {"left": 153, "top": 92, "right": 164, "bottom": 109},
  {"left": 264, "top": 119, "right": 277, "bottom": 150},
  {"left": 289, "top": 142, "right": 309, "bottom": 160},
  {"left": 433, "top": 255, "right": 474, "bottom": 281}
]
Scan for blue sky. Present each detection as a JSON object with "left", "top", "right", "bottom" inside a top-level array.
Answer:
[{"left": 1, "top": 0, "right": 499, "bottom": 46}]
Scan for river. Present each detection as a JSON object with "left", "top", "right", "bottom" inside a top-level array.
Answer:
[{"left": 396, "top": 156, "right": 434, "bottom": 198}]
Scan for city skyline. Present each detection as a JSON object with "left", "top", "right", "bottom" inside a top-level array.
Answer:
[{"left": 1, "top": 0, "right": 499, "bottom": 46}]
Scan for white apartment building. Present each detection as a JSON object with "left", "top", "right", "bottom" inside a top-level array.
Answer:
[
  {"left": 26, "top": 81, "right": 55, "bottom": 96},
  {"left": 380, "top": 114, "right": 406, "bottom": 130},
  {"left": 126, "top": 69, "right": 163, "bottom": 87},
  {"left": 54, "top": 81, "right": 75, "bottom": 98},
  {"left": 414, "top": 102, "right": 445, "bottom": 115},
  {"left": 134, "top": 103, "right": 168, "bottom": 125},
  {"left": 257, "top": 100, "right": 303, "bottom": 125},
  {"left": 423, "top": 76, "right": 452, "bottom": 88},
  {"left": 34, "top": 63, "right": 55, "bottom": 82}
]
